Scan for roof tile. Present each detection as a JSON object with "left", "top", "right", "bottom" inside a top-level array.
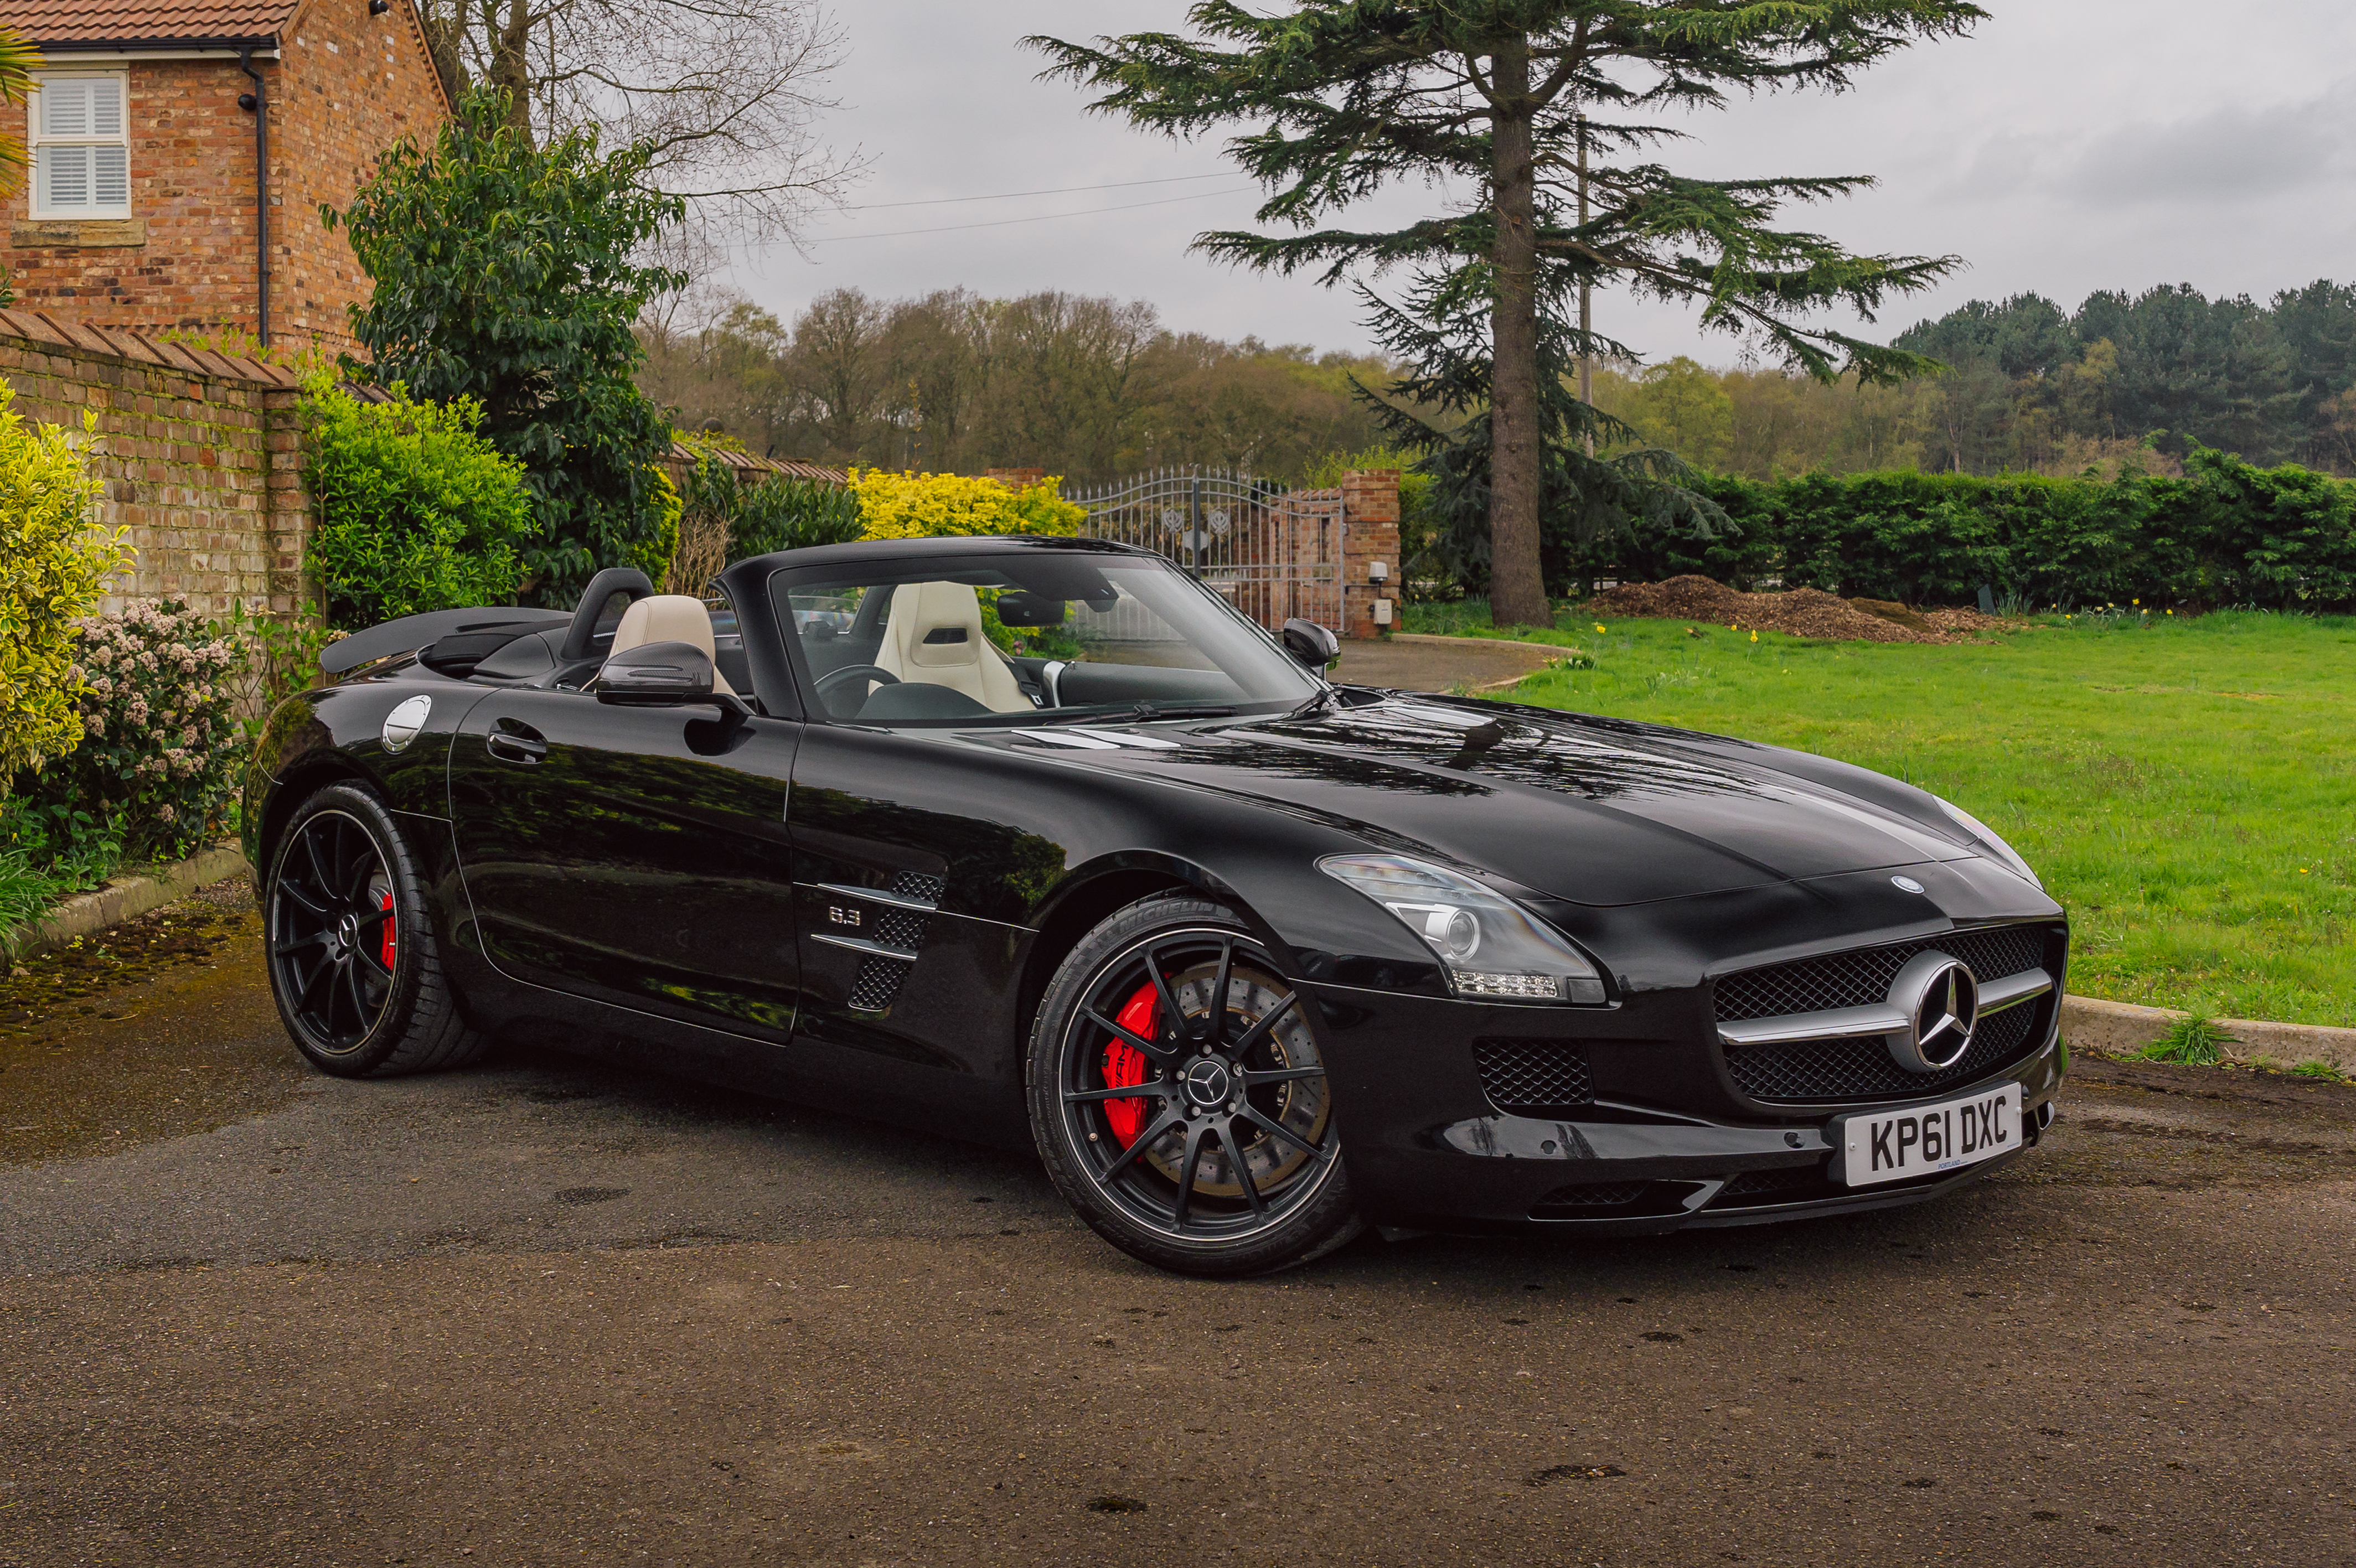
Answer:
[{"left": 0, "top": 0, "right": 299, "bottom": 46}]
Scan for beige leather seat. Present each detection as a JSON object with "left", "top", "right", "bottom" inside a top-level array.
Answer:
[
  {"left": 874, "top": 581, "right": 1029, "bottom": 712},
  {"left": 603, "top": 594, "right": 734, "bottom": 695}
]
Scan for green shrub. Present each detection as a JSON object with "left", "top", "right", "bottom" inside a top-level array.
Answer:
[
  {"left": 301, "top": 379, "right": 536, "bottom": 629},
  {"left": 735, "top": 474, "right": 864, "bottom": 557},
  {"left": 1512, "top": 447, "right": 2356, "bottom": 609},
  {"left": 13, "top": 599, "right": 242, "bottom": 864},
  {"left": 0, "top": 388, "right": 126, "bottom": 777},
  {"left": 849, "top": 468, "right": 1083, "bottom": 539}
]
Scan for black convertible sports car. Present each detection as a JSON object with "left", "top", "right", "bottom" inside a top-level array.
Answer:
[{"left": 246, "top": 536, "right": 2068, "bottom": 1276}]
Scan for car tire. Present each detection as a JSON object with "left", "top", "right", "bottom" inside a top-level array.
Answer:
[
  {"left": 263, "top": 780, "right": 489, "bottom": 1078},
  {"left": 1027, "top": 893, "right": 1363, "bottom": 1277}
]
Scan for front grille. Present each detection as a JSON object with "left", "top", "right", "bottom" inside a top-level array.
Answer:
[
  {"left": 1712, "top": 924, "right": 2050, "bottom": 1023},
  {"left": 1719, "top": 1165, "right": 1824, "bottom": 1198},
  {"left": 1712, "top": 1165, "right": 1839, "bottom": 1208},
  {"left": 1531, "top": 1180, "right": 1649, "bottom": 1211},
  {"left": 848, "top": 957, "right": 912, "bottom": 1012},
  {"left": 1473, "top": 1039, "right": 1593, "bottom": 1116},
  {"left": 1724, "top": 994, "right": 2040, "bottom": 1104}
]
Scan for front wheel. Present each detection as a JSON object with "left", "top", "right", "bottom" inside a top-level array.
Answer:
[
  {"left": 1027, "top": 894, "right": 1362, "bottom": 1276},
  {"left": 264, "top": 780, "right": 487, "bottom": 1078}
]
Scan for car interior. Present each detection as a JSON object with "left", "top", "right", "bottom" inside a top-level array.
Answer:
[{"left": 402, "top": 555, "right": 1308, "bottom": 726}]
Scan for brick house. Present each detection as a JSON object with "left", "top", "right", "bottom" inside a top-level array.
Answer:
[{"left": 0, "top": 0, "right": 448, "bottom": 353}]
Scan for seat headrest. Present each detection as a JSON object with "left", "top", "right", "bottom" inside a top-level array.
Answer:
[
  {"left": 606, "top": 594, "right": 732, "bottom": 695},
  {"left": 893, "top": 581, "right": 990, "bottom": 669}
]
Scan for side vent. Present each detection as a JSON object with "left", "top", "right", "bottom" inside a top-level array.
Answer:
[{"left": 813, "top": 873, "right": 946, "bottom": 1015}]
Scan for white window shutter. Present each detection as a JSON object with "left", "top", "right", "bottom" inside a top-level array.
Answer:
[
  {"left": 42, "top": 79, "right": 90, "bottom": 137},
  {"left": 93, "top": 144, "right": 127, "bottom": 208},
  {"left": 89, "top": 77, "right": 122, "bottom": 136},
  {"left": 42, "top": 144, "right": 91, "bottom": 208}
]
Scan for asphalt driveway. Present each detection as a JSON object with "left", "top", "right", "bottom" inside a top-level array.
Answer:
[{"left": 1, "top": 883, "right": 2350, "bottom": 1566}]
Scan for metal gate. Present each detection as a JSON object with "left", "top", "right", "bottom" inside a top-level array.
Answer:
[{"left": 1066, "top": 468, "right": 1341, "bottom": 634}]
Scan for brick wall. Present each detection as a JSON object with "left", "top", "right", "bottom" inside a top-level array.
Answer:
[
  {"left": 0, "top": 6, "right": 446, "bottom": 355},
  {"left": 1340, "top": 469, "right": 1401, "bottom": 639},
  {"left": 273, "top": 0, "right": 450, "bottom": 349},
  {"left": 0, "top": 309, "right": 312, "bottom": 617}
]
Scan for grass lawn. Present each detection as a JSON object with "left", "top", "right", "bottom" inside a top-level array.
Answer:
[{"left": 1403, "top": 601, "right": 2356, "bottom": 1029}]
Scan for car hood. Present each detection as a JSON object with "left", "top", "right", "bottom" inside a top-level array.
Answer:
[{"left": 1037, "top": 696, "right": 1983, "bottom": 907}]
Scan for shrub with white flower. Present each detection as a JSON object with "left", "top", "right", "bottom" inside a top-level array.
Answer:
[{"left": 18, "top": 599, "right": 242, "bottom": 861}]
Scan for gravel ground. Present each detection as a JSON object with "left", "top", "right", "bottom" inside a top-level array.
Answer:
[{"left": 2, "top": 890, "right": 2350, "bottom": 1566}]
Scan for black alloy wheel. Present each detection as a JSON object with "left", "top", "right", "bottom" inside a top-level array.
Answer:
[
  {"left": 264, "top": 782, "right": 487, "bottom": 1078},
  {"left": 1029, "top": 894, "right": 1362, "bottom": 1276}
]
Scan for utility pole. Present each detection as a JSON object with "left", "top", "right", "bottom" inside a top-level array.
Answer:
[{"left": 1577, "top": 110, "right": 1593, "bottom": 458}]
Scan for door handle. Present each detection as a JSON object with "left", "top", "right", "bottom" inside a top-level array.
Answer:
[{"left": 485, "top": 720, "right": 547, "bottom": 764}]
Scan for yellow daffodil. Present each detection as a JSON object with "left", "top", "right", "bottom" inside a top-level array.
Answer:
[{"left": 1749, "top": 631, "right": 1759, "bottom": 644}]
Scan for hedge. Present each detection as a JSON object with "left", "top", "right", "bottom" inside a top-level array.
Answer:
[{"left": 1538, "top": 448, "right": 2356, "bottom": 609}]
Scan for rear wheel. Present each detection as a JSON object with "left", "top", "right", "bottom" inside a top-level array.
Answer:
[
  {"left": 264, "top": 781, "right": 487, "bottom": 1078},
  {"left": 1027, "top": 894, "right": 1362, "bottom": 1276}
]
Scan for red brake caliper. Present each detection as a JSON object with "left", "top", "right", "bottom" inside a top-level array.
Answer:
[
  {"left": 1099, "top": 981, "right": 1158, "bottom": 1148},
  {"left": 380, "top": 892, "right": 396, "bottom": 971}
]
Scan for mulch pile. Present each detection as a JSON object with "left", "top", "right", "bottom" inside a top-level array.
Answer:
[{"left": 1584, "top": 575, "right": 2018, "bottom": 645}]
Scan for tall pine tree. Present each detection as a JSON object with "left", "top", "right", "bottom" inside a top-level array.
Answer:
[{"left": 1034, "top": 2, "right": 1978, "bottom": 625}]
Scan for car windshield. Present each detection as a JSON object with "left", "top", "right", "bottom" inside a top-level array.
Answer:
[{"left": 769, "top": 550, "right": 1324, "bottom": 725}]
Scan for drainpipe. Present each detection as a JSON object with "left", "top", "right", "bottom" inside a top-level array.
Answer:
[{"left": 235, "top": 46, "right": 270, "bottom": 346}]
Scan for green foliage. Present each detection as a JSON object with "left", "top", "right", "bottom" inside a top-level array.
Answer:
[
  {"left": 328, "top": 86, "right": 685, "bottom": 608},
  {"left": 1417, "top": 606, "right": 2356, "bottom": 1028},
  {"left": 214, "top": 602, "right": 341, "bottom": 748},
  {"left": 2138, "top": 1016, "right": 2238, "bottom": 1067},
  {"left": 848, "top": 468, "right": 1084, "bottom": 539},
  {"left": 0, "top": 391, "right": 125, "bottom": 779},
  {"left": 13, "top": 601, "right": 242, "bottom": 865},
  {"left": 683, "top": 454, "right": 862, "bottom": 560},
  {"left": 1445, "top": 448, "right": 2356, "bottom": 609},
  {"left": 0, "top": 846, "right": 50, "bottom": 950},
  {"left": 1894, "top": 281, "right": 2356, "bottom": 474},
  {"left": 299, "top": 378, "right": 537, "bottom": 629},
  {"left": 2290, "top": 1059, "right": 2350, "bottom": 1084}
]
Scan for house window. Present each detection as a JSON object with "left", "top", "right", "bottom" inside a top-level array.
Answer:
[{"left": 30, "top": 75, "right": 130, "bottom": 218}]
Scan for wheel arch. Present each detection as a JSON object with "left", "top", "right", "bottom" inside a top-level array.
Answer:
[
  {"left": 252, "top": 753, "right": 383, "bottom": 895},
  {"left": 1013, "top": 853, "right": 1280, "bottom": 1059}
]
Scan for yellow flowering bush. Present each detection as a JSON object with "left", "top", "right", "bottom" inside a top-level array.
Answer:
[
  {"left": 848, "top": 469, "right": 1084, "bottom": 540},
  {"left": 0, "top": 389, "right": 126, "bottom": 778}
]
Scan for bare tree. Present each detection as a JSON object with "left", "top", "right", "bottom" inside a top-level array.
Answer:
[{"left": 419, "top": 0, "right": 860, "bottom": 241}]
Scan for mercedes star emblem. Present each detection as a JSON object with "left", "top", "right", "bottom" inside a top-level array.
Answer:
[{"left": 1883, "top": 950, "right": 1981, "bottom": 1072}]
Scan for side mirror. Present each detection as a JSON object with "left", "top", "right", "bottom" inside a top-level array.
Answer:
[
  {"left": 1281, "top": 618, "right": 1340, "bottom": 669},
  {"left": 595, "top": 640, "right": 715, "bottom": 706}
]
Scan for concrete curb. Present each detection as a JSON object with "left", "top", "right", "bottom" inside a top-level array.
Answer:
[
  {"left": 2063, "top": 994, "right": 2356, "bottom": 1072},
  {"left": 7, "top": 843, "right": 250, "bottom": 964}
]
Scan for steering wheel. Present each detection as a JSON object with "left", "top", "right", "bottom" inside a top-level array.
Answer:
[{"left": 815, "top": 663, "right": 900, "bottom": 715}]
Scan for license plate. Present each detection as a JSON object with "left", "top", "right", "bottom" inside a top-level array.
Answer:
[{"left": 1834, "top": 1086, "right": 2021, "bottom": 1188}]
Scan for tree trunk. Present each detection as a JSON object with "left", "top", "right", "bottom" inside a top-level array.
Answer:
[
  {"left": 488, "top": 0, "right": 534, "bottom": 139},
  {"left": 420, "top": 0, "right": 469, "bottom": 108},
  {"left": 1487, "top": 36, "right": 1549, "bottom": 628}
]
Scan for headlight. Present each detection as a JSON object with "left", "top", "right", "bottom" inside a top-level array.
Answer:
[
  {"left": 1318, "top": 853, "right": 1608, "bottom": 1005},
  {"left": 1936, "top": 796, "right": 2042, "bottom": 889}
]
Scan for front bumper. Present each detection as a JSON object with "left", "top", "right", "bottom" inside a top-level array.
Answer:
[{"left": 1305, "top": 980, "right": 2067, "bottom": 1236}]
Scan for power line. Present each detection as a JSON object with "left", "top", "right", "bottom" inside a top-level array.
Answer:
[
  {"left": 844, "top": 173, "right": 1234, "bottom": 211},
  {"left": 810, "top": 187, "right": 1254, "bottom": 243}
]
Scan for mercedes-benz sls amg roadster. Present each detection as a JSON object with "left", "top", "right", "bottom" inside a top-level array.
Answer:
[{"left": 245, "top": 536, "right": 2069, "bottom": 1276}]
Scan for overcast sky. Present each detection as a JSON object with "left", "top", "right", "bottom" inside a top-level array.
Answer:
[{"left": 724, "top": 1, "right": 2356, "bottom": 368}]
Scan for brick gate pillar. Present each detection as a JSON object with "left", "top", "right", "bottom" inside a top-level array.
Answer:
[{"left": 1339, "top": 468, "right": 1400, "bottom": 639}]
